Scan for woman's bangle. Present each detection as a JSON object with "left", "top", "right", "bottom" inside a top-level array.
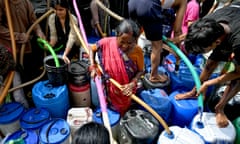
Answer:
[{"left": 131, "top": 79, "right": 137, "bottom": 87}]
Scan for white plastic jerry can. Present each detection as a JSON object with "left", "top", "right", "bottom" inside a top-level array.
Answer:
[
  {"left": 190, "top": 112, "right": 236, "bottom": 144},
  {"left": 158, "top": 126, "right": 204, "bottom": 144}
]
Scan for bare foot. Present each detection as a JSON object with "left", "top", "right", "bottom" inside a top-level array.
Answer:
[
  {"left": 216, "top": 112, "right": 229, "bottom": 128},
  {"left": 149, "top": 74, "right": 168, "bottom": 83},
  {"left": 175, "top": 90, "right": 197, "bottom": 100}
]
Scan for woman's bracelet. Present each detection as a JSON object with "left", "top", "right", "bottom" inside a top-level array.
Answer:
[{"left": 131, "top": 79, "right": 138, "bottom": 87}]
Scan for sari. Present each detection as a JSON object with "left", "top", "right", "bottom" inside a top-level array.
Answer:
[{"left": 97, "top": 37, "right": 138, "bottom": 115}]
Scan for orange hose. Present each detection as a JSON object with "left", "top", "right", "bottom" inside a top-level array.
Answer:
[
  {"left": 95, "top": 0, "right": 124, "bottom": 21},
  {"left": 0, "top": 71, "right": 15, "bottom": 104},
  {"left": 0, "top": 0, "right": 17, "bottom": 104},
  {"left": 4, "top": 0, "right": 17, "bottom": 62}
]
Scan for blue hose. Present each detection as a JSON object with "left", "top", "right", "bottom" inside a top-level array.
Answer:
[{"left": 162, "top": 36, "right": 203, "bottom": 118}]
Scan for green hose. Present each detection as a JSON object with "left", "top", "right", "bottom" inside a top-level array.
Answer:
[
  {"left": 162, "top": 36, "right": 204, "bottom": 116},
  {"left": 37, "top": 38, "right": 60, "bottom": 67}
]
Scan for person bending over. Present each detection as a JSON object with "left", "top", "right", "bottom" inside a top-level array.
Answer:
[{"left": 176, "top": 2, "right": 240, "bottom": 128}]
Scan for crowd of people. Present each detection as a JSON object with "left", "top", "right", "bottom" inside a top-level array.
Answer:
[{"left": 1, "top": 0, "right": 240, "bottom": 143}]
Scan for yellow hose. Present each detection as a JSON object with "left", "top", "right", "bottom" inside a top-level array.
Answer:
[
  {"left": 70, "top": 5, "right": 171, "bottom": 134},
  {"left": 95, "top": 0, "right": 124, "bottom": 21},
  {"left": 0, "top": 71, "right": 15, "bottom": 104},
  {"left": 8, "top": 69, "right": 46, "bottom": 93},
  {"left": 0, "top": 0, "right": 17, "bottom": 104}
]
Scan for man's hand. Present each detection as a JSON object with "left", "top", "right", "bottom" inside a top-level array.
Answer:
[
  {"left": 62, "top": 54, "right": 70, "bottom": 64},
  {"left": 15, "top": 33, "right": 29, "bottom": 43}
]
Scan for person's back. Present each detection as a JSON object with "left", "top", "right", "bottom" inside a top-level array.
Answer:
[{"left": 72, "top": 122, "right": 110, "bottom": 144}]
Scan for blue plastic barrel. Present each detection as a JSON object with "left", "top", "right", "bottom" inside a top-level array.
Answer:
[
  {"left": 20, "top": 108, "right": 51, "bottom": 131},
  {"left": 4, "top": 129, "right": 38, "bottom": 144},
  {"left": 164, "top": 53, "right": 218, "bottom": 94},
  {"left": 93, "top": 108, "right": 120, "bottom": 140},
  {"left": 32, "top": 80, "right": 69, "bottom": 119},
  {"left": 169, "top": 90, "right": 199, "bottom": 127},
  {"left": 0, "top": 102, "right": 25, "bottom": 136},
  {"left": 39, "top": 119, "right": 70, "bottom": 144},
  {"left": 139, "top": 88, "right": 172, "bottom": 125}
]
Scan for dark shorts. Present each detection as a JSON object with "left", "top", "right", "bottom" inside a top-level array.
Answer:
[{"left": 128, "top": 0, "right": 163, "bottom": 41}]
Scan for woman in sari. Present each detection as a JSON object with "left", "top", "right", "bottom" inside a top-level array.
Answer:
[{"left": 90, "top": 19, "right": 144, "bottom": 116}]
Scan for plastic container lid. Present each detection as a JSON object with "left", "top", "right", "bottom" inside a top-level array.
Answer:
[
  {"left": 69, "top": 61, "right": 88, "bottom": 75},
  {"left": 4, "top": 129, "right": 38, "bottom": 144},
  {"left": 0, "top": 102, "right": 25, "bottom": 124},
  {"left": 39, "top": 119, "right": 70, "bottom": 144},
  {"left": 20, "top": 108, "right": 51, "bottom": 130},
  {"left": 93, "top": 108, "right": 120, "bottom": 127}
]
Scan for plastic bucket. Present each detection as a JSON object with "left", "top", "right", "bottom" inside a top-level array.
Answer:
[
  {"left": 69, "top": 83, "right": 91, "bottom": 107},
  {"left": 68, "top": 61, "right": 89, "bottom": 86},
  {"left": 3, "top": 129, "right": 39, "bottom": 144},
  {"left": 20, "top": 108, "right": 51, "bottom": 132},
  {"left": 0, "top": 102, "right": 25, "bottom": 136},
  {"left": 43, "top": 55, "right": 68, "bottom": 86},
  {"left": 39, "top": 118, "right": 70, "bottom": 144}
]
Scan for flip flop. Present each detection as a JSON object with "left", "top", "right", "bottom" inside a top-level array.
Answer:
[{"left": 149, "top": 74, "right": 168, "bottom": 83}]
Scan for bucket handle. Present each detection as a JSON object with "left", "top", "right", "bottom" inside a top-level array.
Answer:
[
  {"left": 44, "top": 93, "right": 55, "bottom": 99},
  {"left": 46, "top": 119, "right": 59, "bottom": 143}
]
